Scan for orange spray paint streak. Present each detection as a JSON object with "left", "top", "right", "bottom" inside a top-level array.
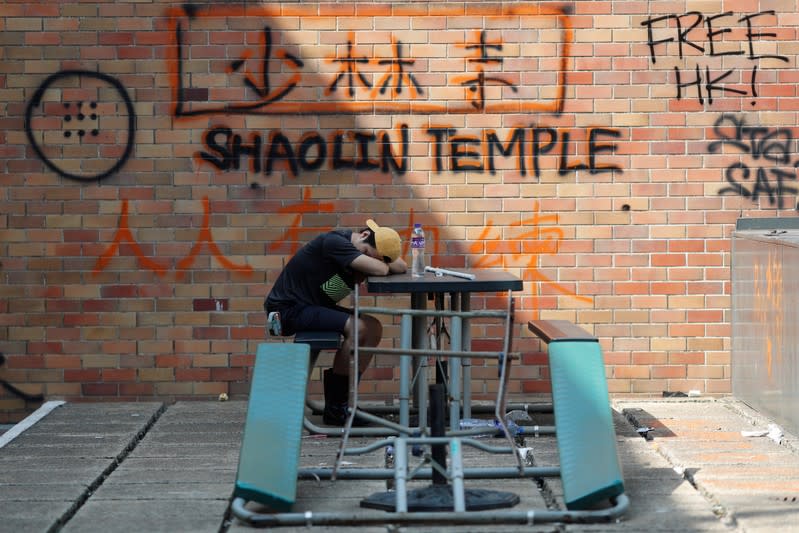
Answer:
[
  {"left": 267, "top": 188, "right": 336, "bottom": 256},
  {"left": 93, "top": 199, "right": 169, "bottom": 277},
  {"left": 166, "top": 4, "right": 570, "bottom": 117},
  {"left": 265, "top": 198, "right": 438, "bottom": 259},
  {"left": 754, "top": 252, "right": 783, "bottom": 379},
  {"left": 176, "top": 197, "right": 254, "bottom": 278},
  {"left": 771, "top": 253, "right": 783, "bottom": 378},
  {"left": 753, "top": 262, "right": 767, "bottom": 375},
  {"left": 468, "top": 201, "right": 592, "bottom": 318}
]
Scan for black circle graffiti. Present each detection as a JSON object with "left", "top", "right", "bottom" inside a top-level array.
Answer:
[{"left": 25, "top": 70, "right": 136, "bottom": 182}]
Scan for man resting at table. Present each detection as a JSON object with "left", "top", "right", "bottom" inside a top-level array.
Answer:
[{"left": 264, "top": 219, "right": 407, "bottom": 426}]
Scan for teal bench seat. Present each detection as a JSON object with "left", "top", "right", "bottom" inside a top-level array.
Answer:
[
  {"left": 293, "top": 330, "right": 342, "bottom": 368},
  {"left": 233, "top": 342, "right": 310, "bottom": 511},
  {"left": 528, "top": 319, "right": 625, "bottom": 510}
]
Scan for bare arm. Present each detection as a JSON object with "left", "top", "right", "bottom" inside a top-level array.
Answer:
[
  {"left": 388, "top": 257, "right": 407, "bottom": 274},
  {"left": 350, "top": 255, "right": 407, "bottom": 277}
]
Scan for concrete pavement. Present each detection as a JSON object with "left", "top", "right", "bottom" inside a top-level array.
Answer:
[{"left": 1, "top": 397, "right": 798, "bottom": 532}]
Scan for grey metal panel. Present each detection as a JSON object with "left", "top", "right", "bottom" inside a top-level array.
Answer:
[
  {"left": 736, "top": 217, "right": 799, "bottom": 230},
  {"left": 734, "top": 229, "right": 799, "bottom": 248},
  {"left": 732, "top": 232, "right": 799, "bottom": 436}
]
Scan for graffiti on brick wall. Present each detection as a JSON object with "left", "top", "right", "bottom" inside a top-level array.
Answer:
[
  {"left": 93, "top": 197, "right": 253, "bottom": 278},
  {"left": 91, "top": 189, "right": 438, "bottom": 278},
  {"left": 469, "top": 201, "right": 593, "bottom": 314},
  {"left": 267, "top": 188, "right": 337, "bottom": 256},
  {"left": 0, "top": 353, "right": 44, "bottom": 404},
  {"left": 25, "top": 70, "right": 136, "bottom": 181},
  {"left": 641, "top": 10, "right": 788, "bottom": 106},
  {"left": 167, "top": 4, "right": 622, "bottom": 181},
  {"left": 267, "top": 189, "right": 441, "bottom": 258},
  {"left": 709, "top": 114, "right": 799, "bottom": 210},
  {"left": 167, "top": 4, "right": 571, "bottom": 116},
  {"left": 262, "top": 195, "right": 588, "bottom": 310},
  {"left": 426, "top": 126, "right": 621, "bottom": 176},
  {"left": 197, "top": 125, "right": 410, "bottom": 176},
  {"left": 198, "top": 124, "right": 623, "bottom": 179}
]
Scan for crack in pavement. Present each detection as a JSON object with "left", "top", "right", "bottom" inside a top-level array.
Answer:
[
  {"left": 621, "top": 407, "right": 739, "bottom": 531},
  {"left": 47, "top": 403, "right": 169, "bottom": 533}
]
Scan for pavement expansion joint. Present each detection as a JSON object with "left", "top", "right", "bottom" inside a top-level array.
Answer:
[
  {"left": 679, "top": 466, "right": 738, "bottom": 530},
  {"left": 526, "top": 452, "right": 562, "bottom": 514},
  {"left": 48, "top": 403, "right": 168, "bottom": 533},
  {"left": 620, "top": 404, "right": 738, "bottom": 531}
]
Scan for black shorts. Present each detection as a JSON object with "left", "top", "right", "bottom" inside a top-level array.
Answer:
[{"left": 274, "top": 304, "right": 351, "bottom": 337}]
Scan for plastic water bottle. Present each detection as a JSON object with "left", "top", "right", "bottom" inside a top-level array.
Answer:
[
  {"left": 458, "top": 418, "right": 522, "bottom": 438},
  {"left": 411, "top": 223, "right": 425, "bottom": 278},
  {"left": 459, "top": 418, "right": 496, "bottom": 431},
  {"left": 385, "top": 445, "right": 395, "bottom": 489}
]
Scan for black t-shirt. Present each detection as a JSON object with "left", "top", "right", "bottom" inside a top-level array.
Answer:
[{"left": 265, "top": 229, "right": 363, "bottom": 310}]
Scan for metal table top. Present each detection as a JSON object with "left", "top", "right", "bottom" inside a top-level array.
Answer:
[{"left": 366, "top": 269, "right": 523, "bottom": 294}]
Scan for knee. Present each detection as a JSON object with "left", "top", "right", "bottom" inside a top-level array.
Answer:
[
  {"left": 344, "top": 315, "right": 382, "bottom": 345},
  {"left": 363, "top": 315, "right": 383, "bottom": 343}
]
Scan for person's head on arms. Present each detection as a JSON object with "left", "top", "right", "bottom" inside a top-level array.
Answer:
[{"left": 353, "top": 219, "right": 407, "bottom": 275}]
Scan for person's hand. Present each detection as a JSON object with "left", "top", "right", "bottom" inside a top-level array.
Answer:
[{"left": 388, "top": 257, "right": 407, "bottom": 274}]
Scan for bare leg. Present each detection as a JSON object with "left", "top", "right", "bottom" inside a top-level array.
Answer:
[
  {"left": 332, "top": 314, "right": 382, "bottom": 376},
  {"left": 324, "top": 314, "right": 382, "bottom": 426}
]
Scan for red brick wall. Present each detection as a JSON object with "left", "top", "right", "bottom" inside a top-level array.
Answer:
[{"left": 2, "top": 1, "right": 796, "bottom": 421}]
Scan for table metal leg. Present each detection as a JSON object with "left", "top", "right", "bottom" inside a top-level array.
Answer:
[
  {"left": 393, "top": 438, "right": 409, "bottom": 512},
  {"left": 450, "top": 438, "right": 466, "bottom": 512},
  {"left": 399, "top": 313, "right": 413, "bottom": 429},
  {"left": 361, "top": 381, "right": 521, "bottom": 512},
  {"left": 411, "top": 292, "right": 429, "bottom": 429},
  {"left": 449, "top": 316, "right": 462, "bottom": 431},
  {"left": 429, "top": 384, "right": 447, "bottom": 486},
  {"left": 460, "top": 292, "right": 472, "bottom": 419}
]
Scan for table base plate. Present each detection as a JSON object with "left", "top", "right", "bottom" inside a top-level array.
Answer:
[{"left": 360, "top": 484, "right": 520, "bottom": 512}]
